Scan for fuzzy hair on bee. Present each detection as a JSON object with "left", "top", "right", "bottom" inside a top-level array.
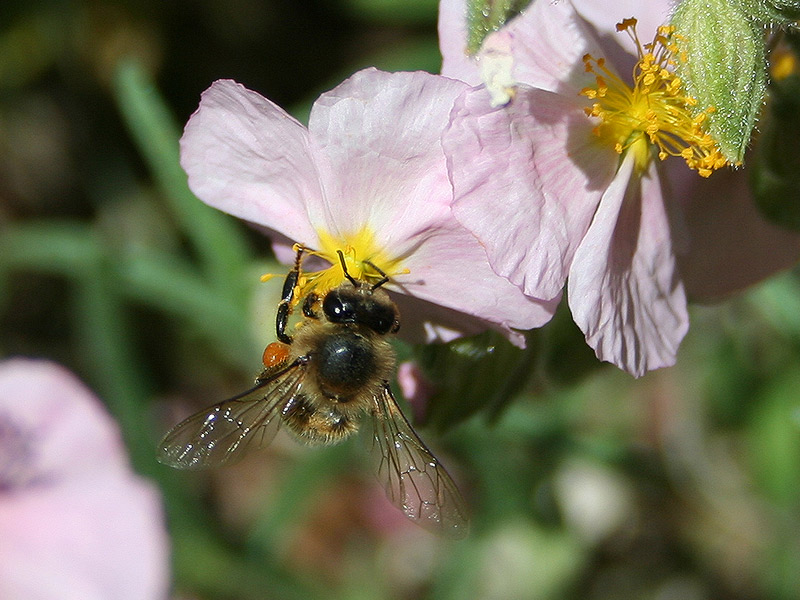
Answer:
[
  {"left": 277, "top": 284, "right": 397, "bottom": 445},
  {"left": 157, "top": 246, "right": 469, "bottom": 538}
]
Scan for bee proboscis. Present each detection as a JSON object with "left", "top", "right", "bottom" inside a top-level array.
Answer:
[{"left": 158, "top": 246, "right": 469, "bottom": 538}]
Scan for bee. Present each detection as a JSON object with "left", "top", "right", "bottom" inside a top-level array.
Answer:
[{"left": 158, "top": 246, "right": 469, "bottom": 538}]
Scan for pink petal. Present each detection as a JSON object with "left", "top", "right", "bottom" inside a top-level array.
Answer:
[
  {"left": 390, "top": 292, "right": 504, "bottom": 345},
  {"left": 572, "top": 0, "right": 676, "bottom": 58},
  {"left": 180, "top": 79, "right": 319, "bottom": 244},
  {"left": 307, "top": 68, "right": 469, "bottom": 250},
  {"left": 392, "top": 216, "right": 559, "bottom": 347},
  {"left": 438, "top": 0, "right": 481, "bottom": 84},
  {"left": 500, "top": 0, "right": 604, "bottom": 94},
  {"left": 445, "top": 86, "right": 616, "bottom": 300},
  {"left": 675, "top": 167, "right": 800, "bottom": 299},
  {"left": 0, "top": 482, "right": 167, "bottom": 600},
  {"left": 0, "top": 359, "right": 169, "bottom": 600},
  {"left": 0, "top": 359, "right": 128, "bottom": 481},
  {"left": 568, "top": 156, "right": 689, "bottom": 377},
  {"left": 439, "top": 0, "right": 604, "bottom": 96},
  {"left": 396, "top": 361, "right": 436, "bottom": 423},
  {"left": 568, "top": 0, "right": 678, "bottom": 81}
]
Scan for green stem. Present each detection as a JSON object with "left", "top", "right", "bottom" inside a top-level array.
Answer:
[{"left": 112, "top": 58, "right": 252, "bottom": 302}]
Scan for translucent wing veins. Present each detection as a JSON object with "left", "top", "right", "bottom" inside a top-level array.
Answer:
[
  {"left": 371, "top": 383, "right": 469, "bottom": 538},
  {"left": 157, "top": 358, "right": 306, "bottom": 469}
]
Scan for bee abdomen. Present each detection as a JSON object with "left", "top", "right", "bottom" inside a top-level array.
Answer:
[{"left": 282, "top": 393, "right": 358, "bottom": 445}]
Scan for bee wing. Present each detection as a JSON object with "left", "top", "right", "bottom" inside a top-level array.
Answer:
[
  {"left": 157, "top": 359, "right": 306, "bottom": 470},
  {"left": 370, "top": 384, "right": 469, "bottom": 538}
]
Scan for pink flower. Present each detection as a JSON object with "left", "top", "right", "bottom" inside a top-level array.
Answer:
[
  {"left": 179, "top": 68, "right": 556, "bottom": 346},
  {"left": 396, "top": 361, "right": 437, "bottom": 423},
  {"left": 0, "top": 359, "right": 169, "bottom": 600},
  {"left": 439, "top": 0, "right": 800, "bottom": 375}
]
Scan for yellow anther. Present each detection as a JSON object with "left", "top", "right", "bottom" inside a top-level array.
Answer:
[
  {"left": 283, "top": 227, "right": 408, "bottom": 303},
  {"left": 580, "top": 17, "right": 729, "bottom": 176}
]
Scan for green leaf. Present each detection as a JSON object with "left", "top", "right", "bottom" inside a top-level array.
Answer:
[
  {"left": 751, "top": 74, "right": 800, "bottom": 231},
  {"left": 112, "top": 58, "right": 252, "bottom": 302},
  {"left": 747, "top": 368, "right": 800, "bottom": 506},
  {"left": 115, "top": 250, "right": 255, "bottom": 367},
  {"left": 412, "top": 306, "right": 601, "bottom": 431},
  {"left": 0, "top": 220, "right": 102, "bottom": 275},
  {"left": 414, "top": 331, "right": 530, "bottom": 430},
  {"left": 340, "top": 0, "right": 438, "bottom": 24}
]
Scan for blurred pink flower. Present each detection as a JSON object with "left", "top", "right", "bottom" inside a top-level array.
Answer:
[
  {"left": 179, "top": 68, "right": 557, "bottom": 347},
  {"left": 439, "top": 0, "right": 800, "bottom": 376},
  {"left": 0, "top": 359, "right": 169, "bottom": 600},
  {"left": 397, "top": 361, "right": 437, "bottom": 423}
]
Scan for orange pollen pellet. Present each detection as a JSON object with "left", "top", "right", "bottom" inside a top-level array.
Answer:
[{"left": 262, "top": 341, "right": 291, "bottom": 367}]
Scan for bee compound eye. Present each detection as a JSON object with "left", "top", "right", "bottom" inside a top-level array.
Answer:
[
  {"left": 367, "top": 303, "right": 399, "bottom": 335},
  {"left": 322, "top": 290, "right": 355, "bottom": 323}
]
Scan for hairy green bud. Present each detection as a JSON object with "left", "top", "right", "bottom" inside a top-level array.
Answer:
[
  {"left": 671, "top": 0, "right": 767, "bottom": 163},
  {"left": 465, "top": 0, "right": 530, "bottom": 55},
  {"left": 738, "top": 0, "right": 800, "bottom": 24}
]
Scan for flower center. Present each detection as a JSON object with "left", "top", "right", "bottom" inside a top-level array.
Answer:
[
  {"left": 580, "top": 18, "right": 729, "bottom": 177},
  {"left": 277, "top": 227, "right": 408, "bottom": 305}
]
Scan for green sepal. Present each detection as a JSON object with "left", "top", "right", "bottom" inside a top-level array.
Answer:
[
  {"left": 465, "top": 0, "right": 531, "bottom": 55},
  {"left": 671, "top": 0, "right": 767, "bottom": 163},
  {"left": 738, "top": 0, "right": 800, "bottom": 24}
]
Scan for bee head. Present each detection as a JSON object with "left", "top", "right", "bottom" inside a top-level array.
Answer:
[{"left": 322, "top": 285, "right": 400, "bottom": 335}]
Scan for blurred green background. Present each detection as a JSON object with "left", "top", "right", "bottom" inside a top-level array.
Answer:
[{"left": 2, "top": 1, "right": 800, "bottom": 599}]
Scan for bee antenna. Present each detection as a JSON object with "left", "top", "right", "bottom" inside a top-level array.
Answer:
[
  {"left": 364, "top": 260, "right": 390, "bottom": 291},
  {"left": 337, "top": 250, "right": 359, "bottom": 287}
]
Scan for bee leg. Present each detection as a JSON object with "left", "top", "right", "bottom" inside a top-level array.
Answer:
[
  {"left": 276, "top": 246, "right": 306, "bottom": 344},
  {"left": 302, "top": 292, "right": 320, "bottom": 319}
]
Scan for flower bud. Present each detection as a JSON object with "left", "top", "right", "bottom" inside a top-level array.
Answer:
[
  {"left": 737, "top": 0, "right": 800, "bottom": 24},
  {"left": 671, "top": 0, "right": 767, "bottom": 163},
  {"left": 466, "top": 0, "right": 529, "bottom": 54}
]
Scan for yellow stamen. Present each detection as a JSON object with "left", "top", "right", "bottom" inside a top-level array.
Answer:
[
  {"left": 580, "top": 18, "right": 730, "bottom": 177},
  {"left": 261, "top": 227, "right": 409, "bottom": 307}
]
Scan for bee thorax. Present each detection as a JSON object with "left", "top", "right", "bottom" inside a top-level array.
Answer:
[{"left": 313, "top": 331, "right": 377, "bottom": 399}]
